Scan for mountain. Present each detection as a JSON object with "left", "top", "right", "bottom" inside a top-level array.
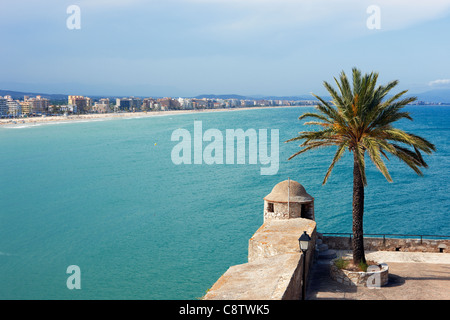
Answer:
[
  {"left": 195, "top": 90, "right": 450, "bottom": 103},
  {"left": 2, "top": 88, "right": 450, "bottom": 104},
  {"left": 194, "top": 94, "right": 250, "bottom": 100},
  {"left": 194, "top": 94, "right": 324, "bottom": 100},
  {"left": 0, "top": 89, "right": 67, "bottom": 100},
  {"left": 411, "top": 89, "right": 450, "bottom": 103}
]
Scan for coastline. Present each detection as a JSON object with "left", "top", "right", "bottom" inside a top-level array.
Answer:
[{"left": 0, "top": 105, "right": 306, "bottom": 127}]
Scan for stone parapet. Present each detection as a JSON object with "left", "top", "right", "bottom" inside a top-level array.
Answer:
[
  {"left": 323, "top": 236, "right": 449, "bottom": 253},
  {"left": 203, "top": 218, "right": 317, "bottom": 300},
  {"left": 249, "top": 218, "right": 316, "bottom": 262},
  {"left": 203, "top": 253, "right": 302, "bottom": 300}
]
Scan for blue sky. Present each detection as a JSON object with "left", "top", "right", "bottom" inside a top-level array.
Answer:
[{"left": 1, "top": 0, "right": 450, "bottom": 97}]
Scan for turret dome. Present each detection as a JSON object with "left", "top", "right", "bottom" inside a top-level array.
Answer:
[{"left": 264, "top": 180, "right": 313, "bottom": 203}]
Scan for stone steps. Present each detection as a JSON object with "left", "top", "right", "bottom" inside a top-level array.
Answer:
[
  {"left": 318, "top": 249, "right": 337, "bottom": 260},
  {"left": 315, "top": 234, "right": 337, "bottom": 260}
]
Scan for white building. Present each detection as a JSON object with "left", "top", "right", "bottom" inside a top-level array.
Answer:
[
  {"left": 58, "top": 104, "right": 77, "bottom": 114},
  {"left": 7, "top": 100, "right": 22, "bottom": 117},
  {"left": 0, "top": 97, "right": 8, "bottom": 117},
  {"left": 177, "top": 97, "right": 193, "bottom": 109}
]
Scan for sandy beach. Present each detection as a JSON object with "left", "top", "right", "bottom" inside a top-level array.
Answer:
[{"left": 0, "top": 105, "right": 304, "bottom": 127}]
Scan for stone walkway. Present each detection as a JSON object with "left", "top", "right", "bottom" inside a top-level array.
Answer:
[{"left": 306, "top": 250, "right": 450, "bottom": 300}]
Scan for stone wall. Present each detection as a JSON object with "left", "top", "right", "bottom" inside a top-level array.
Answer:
[
  {"left": 203, "top": 218, "right": 316, "bottom": 300},
  {"left": 264, "top": 201, "right": 301, "bottom": 220},
  {"left": 263, "top": 201, "right": 314, "bottom": 221},
  {"left": 323, "top": 236, "right": 449, "bottom": 253},
  {"left": 330, "top": 260, "right": 389, "bottom": 287}
]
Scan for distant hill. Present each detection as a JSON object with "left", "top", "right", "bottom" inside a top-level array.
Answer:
[
  {"left": 195, "top": 94, "right": 324, "bottom": 101},
  {"left": 195, "top": 94, "right": 251, "bottom": 100},
  {"left": 411, "top": 89, "right": 450, "bottom": 103},
  {"left": 2, "top": 88, "right": 450, "bottom": 104},
  {"left": 0, "top": 89, "right": 67, "bottom": 100}
]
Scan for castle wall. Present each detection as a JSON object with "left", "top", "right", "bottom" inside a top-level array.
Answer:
[
  {"left": 263, "top": 200, "right": 314, "bottom": 221},
  {"left": 264, "top": 201, "right": 301, "bottom": 220},
  {"left": 203, "top": 218, "right": 317, "bottom": 300},
  {"left": 324, "top": 236, "right": 449, "bottom": 253}
]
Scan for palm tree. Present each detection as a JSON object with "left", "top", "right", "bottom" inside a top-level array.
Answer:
[{"left": 286, "top": 68, "right": 435, "bottom": 265}]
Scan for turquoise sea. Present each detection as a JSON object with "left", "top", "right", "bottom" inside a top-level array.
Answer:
[{"left": 0, "top": 106, "right": 449, "bottom": 299}]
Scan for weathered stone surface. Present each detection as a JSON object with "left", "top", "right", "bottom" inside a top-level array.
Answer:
[
  {"left": 204, "top": 218, "right": 317, "bottom": 300},
  {"left": 263, "top": 180, "right": 315, "bottom": 221},
  {"left": 203, "top": 253, "right": 303, "bottom": 300},
  {"left": 204, "top": 180, "right": 318, "bottom": 300},
  {"left": 329, "top": 259, "right": 389, "bottom": 287},
  {"left": 323, "top": 236, "right": 449, "bottom": 253},
  {"left": 249, "top": 218, "right": 316, "bottom": 262},
  {"left": 307, "top": 253, "right": 450, "bottom": 300}
]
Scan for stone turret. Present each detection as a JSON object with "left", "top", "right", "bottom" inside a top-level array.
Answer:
[
  {"left": 263, "top": 179, "right": 315, "bottom": 221},
  {"left": 204, "top": 179, "right": 317, "bottom": 300}
]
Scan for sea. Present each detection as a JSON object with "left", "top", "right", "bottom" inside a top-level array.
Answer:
[{"left": 0, "top": 105, "right": 449, "bottom": 299}]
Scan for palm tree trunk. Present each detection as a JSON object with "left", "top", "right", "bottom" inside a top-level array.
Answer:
[{"left": 352, "top": 151, "right": 366, "bottom": 265}]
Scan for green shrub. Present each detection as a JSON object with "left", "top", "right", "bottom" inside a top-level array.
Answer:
[
  {"left": 358, "top": 260, "right": 369, "bottom": 272},
  {"left": 334, "top": 257, "right": 349, "bottom": 269}
]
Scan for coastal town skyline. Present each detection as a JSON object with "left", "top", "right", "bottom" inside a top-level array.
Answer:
[
  {"left": 1, "top": 90, "right": 448, "bottom": 118},
  {"left": 0, "top": 93, "right": 320, "bottom": 118}
]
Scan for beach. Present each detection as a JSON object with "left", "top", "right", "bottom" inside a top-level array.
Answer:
[{"left": 0, "top": 105, "right": 300, "bottom": 127}]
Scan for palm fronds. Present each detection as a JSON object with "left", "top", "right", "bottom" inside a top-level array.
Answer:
[{"left": 286, "top": 67, "right": 435, "bottom": 185}]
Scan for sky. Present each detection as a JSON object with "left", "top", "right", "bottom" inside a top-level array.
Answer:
[{"left": 1, "top": 0, "right": 450, "bottom": 97}]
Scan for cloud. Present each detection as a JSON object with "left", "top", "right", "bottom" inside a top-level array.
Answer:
[
  {"left": 2, "top": 0, "right": 450, "bottom": 34},
  {"left": 429, "top": 79, "right": 450, "bottom": 86},
  {"left": 374, "top": 0, "right": 450, "bottom": 29},
  {"left": 180, "top": 0, "right": 450, "bottom": 32},
  {"left": 166, "top": 0, "right": 450, "bottom": 47},
  {"left": 79, "top": 0, "right": 146, "bottom": 9}
]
